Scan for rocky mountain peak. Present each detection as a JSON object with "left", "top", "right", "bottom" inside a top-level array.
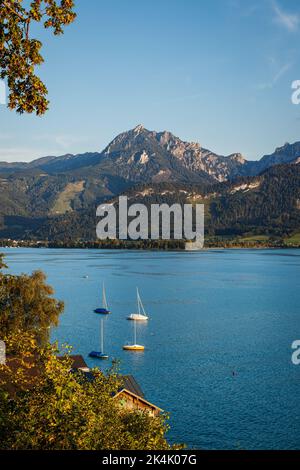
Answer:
[
  {"left": 133, "top": 124, "right": 145, "bottom": 134},
  {"left": 275, "top": 142, "right": 290, "bottom": 152},
  {"left": 1, "top": 125, "right": 298, "bottom": 186},
  {"left": 228, "top": 153, "right": 247, "bottom": 164}
]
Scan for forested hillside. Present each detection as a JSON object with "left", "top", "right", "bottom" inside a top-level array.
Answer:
[{"left": 0, "top": 126, "right": 299, "bottom": 242}]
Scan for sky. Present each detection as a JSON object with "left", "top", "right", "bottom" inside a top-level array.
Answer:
[{"left": 1, "top": 0, "right": 300, "bottom": 162}]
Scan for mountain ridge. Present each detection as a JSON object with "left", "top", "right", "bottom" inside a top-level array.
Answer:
[
  {"left": 1, "top": 125, "right": 300, "bottom": 183},
  {"left": 0, "top": 125, "right": 299, "bottom": 241},
  {"left": 15, "top": 162, "right": 300, "bottom": 242}
]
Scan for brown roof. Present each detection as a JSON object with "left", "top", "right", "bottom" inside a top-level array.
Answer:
[
  {"left": 114, "top": 389, "right": 163, "bottom": 412},
  {"left": 0, "top": 355, "right": 161, "bottom": 411},
  {"left": 0, "top": 356, "right": 40, "bottom": 397},
  {"left": 120, "top": 375, "right": 145, "bottom": 398},
  {"left": 0, "top": 355, "right": 89, "bottom": 397},
  {"left": 115, "top": 375, "right": 162, "bottom": 412},
  {"left": 62, "top": 355, "right": 88, "bottom": 370}
]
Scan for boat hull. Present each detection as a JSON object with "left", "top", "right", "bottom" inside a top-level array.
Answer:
[
  {"left": 94, "top": 308, "right": 111, "bottom": 314},
  {"left": 123, "top": 344, "right": 145, "bottom": 351},
  {"left": 127, "top": 313, "right": 148, "bottom": 321},
  {"left": 89, "top": 351, "right": 109, "bottom": 359}
]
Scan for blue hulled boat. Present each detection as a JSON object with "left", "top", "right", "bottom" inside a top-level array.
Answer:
[{"left": 94, "top": 283, "right": 111, "bottom": 314}]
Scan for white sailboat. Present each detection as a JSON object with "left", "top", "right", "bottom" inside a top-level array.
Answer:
[
  {"left": 127, "top": 288, "right": 149, "bottom": 321},
  {"left": 89, "top": 317, "right": 109, "bottom": 359},
  {"left": 123, "top": 317, "right": 145, "bottom": 351}
]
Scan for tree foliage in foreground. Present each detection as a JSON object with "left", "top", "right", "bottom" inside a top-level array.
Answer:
[
  {"left": 0, "top": 0, "right": 76, "bottom": 115},
  {"left": 0, "top": 268, "right": 63, "bottom": 344},
  {"left": 0, "top": 254, "right": 179, "bottom": 449},
  {"left": 0, "top": 333, "right": 176, "bottom": 450}
]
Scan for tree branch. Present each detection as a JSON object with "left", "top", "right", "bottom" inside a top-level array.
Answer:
[
  {"left": 26, "top": 18, "right": 30, "bottom": 40},
  {"left": 2, "top": 1, "right": 27, "bottom": 22}
]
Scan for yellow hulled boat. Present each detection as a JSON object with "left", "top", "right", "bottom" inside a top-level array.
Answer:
[{"left": 123, "top": 344, "right": 145, "bottom": 351}]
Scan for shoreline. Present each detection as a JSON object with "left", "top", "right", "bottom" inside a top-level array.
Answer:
[{"left": 0, "top": 240, "right": 299, "bottom": 251}]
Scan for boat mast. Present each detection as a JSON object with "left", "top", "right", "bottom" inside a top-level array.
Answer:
[
  {"left": 134, "top": 319, "right": 137, "bottom": 345},
  {"left": 100, "top": 317, "right": 104, "bottom": 353},
  {"left": 137, "top": 287, "right": 141, "bottom": 315},
  {"left": 137, "top": 288, "right": 147, "bottom": 317},
  {"left": 103, "top": 283, "right": 108, "bottom": 310}
]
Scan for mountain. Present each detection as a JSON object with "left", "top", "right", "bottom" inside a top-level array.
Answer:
[
  {"left": 97, "top": 124, "right": 248, "bottom": 183},
  {"left": 2, "top": 125, "right": 300, "bottom": 183},
  {"left": 252, "top": 142, "right": 300, "bottom": 174},
  {"left": 0, "top": 125, "right": 299, "bottom": 240},
  {"left": 207, "top": 163, "right": 300, "bottom": 235},
  {"left": 0, "top": 125, "right": 250, "bottom": 182},
  {"left": 14, "top": 162, "right": 299, "bottom": 242}
]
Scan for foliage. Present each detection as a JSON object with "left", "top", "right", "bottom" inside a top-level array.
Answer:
[
  {"left": 0, "top": 253, "right": 7, "bottom": 269},
  {"left": 0, "top": 257, "right": 178, "bottom": 450},
  {"left": 0, "top": 0, "right": 76, "bottom": 115},
  {"left": 0, "top": 162, "right": 299, "bottom": 243},
  {"left": 208, "top": 164, "right": 300, "bottom": 236},
  {"left": 0, "top": 268, "right": 63, "bottom": 344},
  {"left": 0, "top": 333, "right": 176, "bottom": 450}
]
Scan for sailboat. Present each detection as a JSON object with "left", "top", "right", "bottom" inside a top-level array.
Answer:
[
  {"left": 127, "top": 288, "right": 149, "bottom": 321},
  {"left": 123, "top": 317, "right": 145, "bottom": 351},
  {"left": 89, "top": 317, "right": 109, "bottom": 359},
  {"left": 94, "top": 283, "right": 111, "bottom": 314}
]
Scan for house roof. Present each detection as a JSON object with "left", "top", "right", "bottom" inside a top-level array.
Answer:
[
  {"left": 120, "top": 375, "right": 145, "bottom": 398},
  {"left": 115, "top": 375, "right": 162, "bottom": 412},
  {"left": 114, "top": 388, "right": 163, "bottom": 412},
  {"left": 0, "top": 354, "right": 161, "bottom": 411},
  {"left": 0, "top": 354, "right": 89, "bottom": 396},
  {"left": 63, "top": 355, "right": 88, "bottom": 370},
  {"left": 0, "top": 355, "right": 40, "bottom": 397}
]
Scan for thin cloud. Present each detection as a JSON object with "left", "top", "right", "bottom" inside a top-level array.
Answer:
[
  {"left": 257, "top": 61, "right": 293, "bottom": 90},
  {"left": 272, "top": 1, "right": 299, "bottom": 32},
  {"left": 33, "top": 133, "right": 89, "bottom": 150},
  {"left": 228, "top": 0, "right": 261, "bottom": 18},
  {"left": 0, "top": 147, "right": 53, "bottom": 162},
  {"left": 273, "top": 62, "right": 292, "bottom": 81},
  {"left": 153, "top": 93, "right": 205, "bottom": 107}
]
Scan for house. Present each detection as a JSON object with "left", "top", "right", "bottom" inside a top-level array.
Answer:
[
  {"left": 115, "top": 375, "right": 162, "bottom": 417},
  {"left": 70, "top": 356, "right": 162, "bottom": 417},
  {"left": 65, "top": 354, "right": 91, "bottom": 373},
  {"left": 0, "top": 354, "right": 162, "bottom": 417}
]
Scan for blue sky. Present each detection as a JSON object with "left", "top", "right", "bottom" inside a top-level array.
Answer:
[{"left": 1, "top": 0, "right": 300, "bottom": 162}]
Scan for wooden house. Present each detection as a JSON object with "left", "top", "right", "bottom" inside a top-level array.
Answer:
[
  {"left": 115, "top": 375, "right": 162, "bottom": 417},
  {"left": 0, "top": 354, "right": 162, "bottom": 416}
]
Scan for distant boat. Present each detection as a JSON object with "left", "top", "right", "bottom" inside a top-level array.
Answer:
[
  {"left": 123, "top": 314, "right": 145, "bottom": 351},
  {"left": 89, "top": 317, "right": 109, "bottom": 359},
  {"left": 94, "top": 283, "right": 111, "bottom": 314},
  {"left": 127, "top": 288, "right": 149, "bottom": 321}
]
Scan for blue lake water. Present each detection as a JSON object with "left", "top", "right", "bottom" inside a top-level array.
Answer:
[{"left": 2, "top": 247, "right": 300, "bottom": 449}]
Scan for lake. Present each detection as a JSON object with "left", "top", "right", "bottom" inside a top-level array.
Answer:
[{"left": 2, "top": 247, "right": 300, "bottom": 449}]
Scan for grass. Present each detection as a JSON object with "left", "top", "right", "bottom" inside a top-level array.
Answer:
[
  {"left": 238, "top": 235, "right": 270, "bottom": 242},
  {"left": 51, "top": 181, "right": 85, "bottom": 215},
  {"left": 284, "top": 232, "right": 300, "bottom": 245}
]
